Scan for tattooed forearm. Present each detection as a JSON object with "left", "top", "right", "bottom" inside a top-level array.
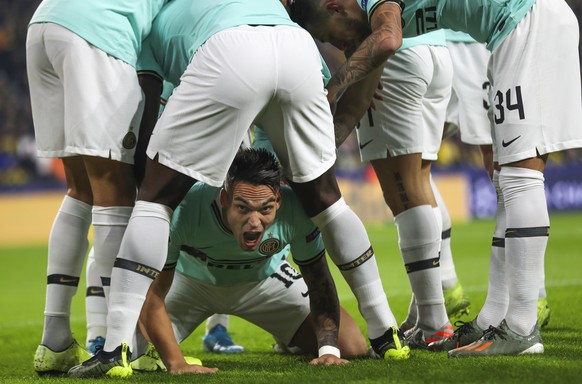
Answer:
[
  {"left": 299, "top": 254, "right": 340, "bottom": 348},
  {"left": 326, "top": 3, "right": 402, "bottom": 95}
]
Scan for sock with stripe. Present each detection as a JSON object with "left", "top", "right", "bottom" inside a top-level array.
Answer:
[
  {"left": 500, "top": 166, "right": 548, "bottom": 336},
  {"left": 430, "top": 176, "right": 458, "bottom": 289},
  {"left": 85, "top": 247, "right": 107, "bottom": 344},
  {"left": 477, "top": 170, "right": 508, "bottom": 330},
  {"left": 395, "top": 205, "right": 448, "bottom": 335},
  {"left": 42, "top": 195, "right": 91, "bottom": 351},
  {"left": 104, "top": 201, "right": 173, "bottom": 353},
  {"left": 92, "top": 205, "right": 133, "bottom": 300},
  {"left": 311, "top": 198, "right": 397, "bottom": 339}
]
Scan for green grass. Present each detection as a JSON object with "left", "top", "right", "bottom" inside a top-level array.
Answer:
[{"left": 1, "top": 214, "right": 582, "bottom": 383}]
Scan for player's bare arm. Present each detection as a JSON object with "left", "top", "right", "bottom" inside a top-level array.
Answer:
[
  {"left": 140, "top": 268, "right": 218, "bottom": 374},
  {"left": 334, "top": 65, "right": 383, "bottom": 147},
  {"left": 297, "top": 253, "right": 349, "bottom": 365},
  {"left": 326, "top": 2, "right": 402, "bottom": 104}
]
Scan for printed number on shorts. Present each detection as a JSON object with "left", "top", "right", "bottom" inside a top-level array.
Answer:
[
  {"left": 482, "top": 81, "right": 491, "bottom": 111},
  {"left": 271, "top": 262, "right": 302, "bottom": 288},
  {"left": 493, "top": 86, "right": 525, "bottom": 124}
]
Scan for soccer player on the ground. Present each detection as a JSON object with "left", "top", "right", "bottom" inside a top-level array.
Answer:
[
  {"left": 340, "top": 29, "right": 458, "bottom": 348},
  {"left": 68, "top": 0, "right": 407, "bottom": 377},
  {"left": 288, "top": 0, "right": 582, "bottom": 356},
  {"left": 135, "top": 148, "right": 368, "bottom": 374},
  {"left": 26, "top": 0, "right": 169, "bottom": 375}
]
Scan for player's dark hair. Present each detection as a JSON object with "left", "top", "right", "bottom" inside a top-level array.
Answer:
[
  {"left": 288, "top": 0, "right": 325, "bottom": 29},
  {"left": 225, "top": 148, "right": 283, "bottom": 193}
]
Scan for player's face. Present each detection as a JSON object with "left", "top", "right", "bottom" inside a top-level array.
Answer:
[
  {"left": 221, "top": 181, "right": 281, "bottom": 252},
  {"left": 306, "top": 7, "right": 370, "bottom": 52}
]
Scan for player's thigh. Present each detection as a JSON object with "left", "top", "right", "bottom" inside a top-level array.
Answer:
[
  {"left": 448, "top": 42, "right": 492, "bottom": 145},
  {"left": 234, "top": 261, "right": 310, "bottom": 346},
  {"left": 33, "top": 24, "right": 142, "bottom": 163},
  {"left": 356, "top": 46, "right": 431, "bottom": 163},
  {"left": 26, "top": 23, "right": 66, "bottom": 158},
  {"left": 422, "top": 45, "right": 453, "bottom": 161},
  {"left": 489, "top": 0, "right": 582, "bottom": 165},
  {"left": 258, "top": 26, "right": 336, "bottom": 185},
  {"left": 165, "top": 273, "right": 215, "bottom": 343}
]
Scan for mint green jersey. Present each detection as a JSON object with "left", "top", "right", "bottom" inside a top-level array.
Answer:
[
  {"left": 399, "top": 29, "right": 447, "bottom": 51},
  {"left": 137, "top": 0, "right": 298, "bottom": 86},
  {"left": 358, "top": 0, "right": 536, "bottom": 50},
  {"left": 166, "top": 183, "right": 324, "bottom": 286},
  {"left": 29, "top": 0, "right": 168, "bottom": 67},
  {"left": 444, "top": 29, "right": 477, "bottom": 44}
]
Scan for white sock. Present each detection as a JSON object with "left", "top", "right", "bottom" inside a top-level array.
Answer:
[
  {"left": 402, "top": 294, "right": 417, "bottom": 327},
  {"left": 500, "top": 167, "right": 548, "bottom": 336},
  {"left": 42, "top": 195, "right": 91, "bottom": 351},
  {"left": 477, "top": 171, "right": 509, "bottom": 330},
  {"left": 85, "top": 247, "right": 107, "bottom": 344},
  {"left": 395, "top": 205, "right": 448, "bottom": 334},
  {"left": 311, "top": 198, "right": 397, "bottom": 339},
  {"left": 206, "top": 314, "right": 229, "bottom": 333},
  {"left": 431, "top": 176, "right": 458, "bottom": 289},
  {"left": 92, "top": 206, "right": 133, "bottom": 300},
  {"left": 104, "top": 201, "right": 173, "bottom": 353}
]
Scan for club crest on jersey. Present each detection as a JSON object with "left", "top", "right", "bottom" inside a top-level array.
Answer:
[
  {"left": 122, "top": 131, "right": 137, "bottom": 149},
  {"left": 259, "top": 238, "right": 281, "bottom": 256}
]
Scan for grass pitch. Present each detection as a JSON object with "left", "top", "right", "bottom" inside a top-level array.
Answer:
[{"left": 1, "top": 214, "right": 581, "bottom": 383}]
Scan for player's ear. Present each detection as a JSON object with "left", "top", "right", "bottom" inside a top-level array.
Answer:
[
  {"left": 325, "top": 0, "right": 342, "bottom": 14},
  {"left": 220, "top": 188, "right": 229, "bottom": 207}
]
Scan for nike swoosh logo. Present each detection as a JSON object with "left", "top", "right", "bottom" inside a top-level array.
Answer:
[
  {"left": 501, "top": 135, "right": 521, "bottom": 147},
  {"left": 89, "top": 288, "right": 103, "bottom": 295},
  {"left": 59, "top": 277, "right": 78, "bottom": 284},
  {"left": 301, "top": 291, "right": 309, "bottom": 298},
  {"left": 359, "top": 139, "right": 373, "bottom": 149}
]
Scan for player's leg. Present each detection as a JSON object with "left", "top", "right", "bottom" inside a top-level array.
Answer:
[
  {"left": 85, "top": 247, "right": 107, "bottom": 355},
  {"left": 358, "top": 44, "right": 452, "bottom": 348},
  {"left": 26, "top": 23, "right": 93, "bottom": 375},
  {"left": 429, "top": 174, "right": 471, "bottom": 321},
  {"left": 451, "top": 0, "right": 582, "bottom": 356},
  {"left": 203, "top": 315, "right": 244, "bottom": 354},
  {"left": 429, "top": 170, "right": 506, "bottom": 351}
]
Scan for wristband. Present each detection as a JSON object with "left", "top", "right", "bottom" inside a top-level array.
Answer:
[{"left": 318, "top": 345, "right": 341, "bottom": 358}]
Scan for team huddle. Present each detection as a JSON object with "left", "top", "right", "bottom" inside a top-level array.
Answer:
[{"left": 26, "top": 0, "right": 581, "bottom": 378}]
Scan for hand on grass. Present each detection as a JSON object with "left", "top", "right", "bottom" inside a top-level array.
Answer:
[{"left": 309, "top": 354, "right": 350, "bottom": 366}]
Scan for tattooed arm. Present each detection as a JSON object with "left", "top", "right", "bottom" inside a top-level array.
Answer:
[
  {"left": 327, "top": 1, "right": 402, "bottom": 107},
  {"left": 297, "top": 251, "right": 348, "bottom": 365}
]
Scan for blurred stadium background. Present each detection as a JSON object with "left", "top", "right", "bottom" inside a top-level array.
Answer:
[{"left": 2, "top": 0, "right": 582, "bottom": 245}]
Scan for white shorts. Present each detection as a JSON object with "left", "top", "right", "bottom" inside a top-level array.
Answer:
[
  {"left": 26, "top": 23, "right": 143, "bottom": 163},
  {"left": 165, "top": 261, "right": 310, "bottom": 346},
  {"left": 489, "top": 0, "right": 582, "bottom": 164},
  {"left": 147, "top": 25, "right": 336, "bottom": 187},
  {"left": 446, "top": 41, "right": 492, "bottom": 145},
  {"left": 356, "top": 45, "right": 452, "bottom": 162}
]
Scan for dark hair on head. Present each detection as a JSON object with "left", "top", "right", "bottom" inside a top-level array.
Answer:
[
  {"left": 288, "top": 0, "right": 323, "bottom": 29},
  {"left": 225, "top": 148, "right": 283, "bottom": 193}
]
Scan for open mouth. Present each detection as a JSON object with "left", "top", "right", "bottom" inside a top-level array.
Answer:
[{"left": 243, "top": 231, "right": 262, "bottom": 247}]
